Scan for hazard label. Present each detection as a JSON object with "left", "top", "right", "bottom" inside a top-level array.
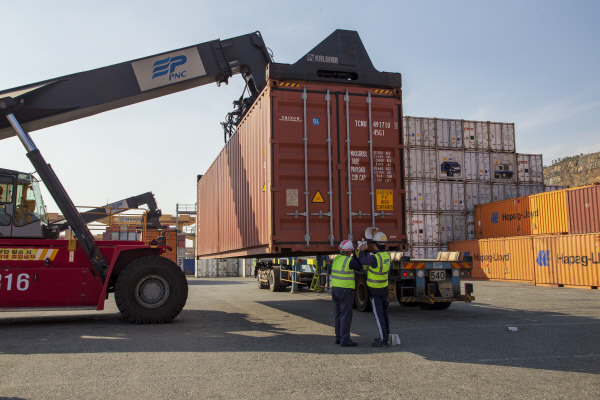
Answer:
[
  {"left": 376, "top": 189, "right": 393, "bottom": 210},
  {"left": 312, "top": 190, "right": 325, "bottom": 203}
]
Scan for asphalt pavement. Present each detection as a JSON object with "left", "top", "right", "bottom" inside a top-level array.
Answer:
[{"left": 1, "top": 278, "right": 599, "bottom": 399}]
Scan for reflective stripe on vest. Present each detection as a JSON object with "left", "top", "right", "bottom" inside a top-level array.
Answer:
[
  {"left": 331, "top": 255, "right": 355, "bottom": 289},
  {"left": 367, "top": 251, "right": 390, "bottom": 288}
]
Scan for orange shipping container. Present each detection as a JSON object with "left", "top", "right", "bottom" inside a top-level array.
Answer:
[
  {"left": 475, "top": 189, "right": 569, "bottom": 239},
  {"left": 197, "top": 78, "right": 407, "bottom": 258},
  {"left": 533, "top": 233, "right": 600, "bottom": 288}
]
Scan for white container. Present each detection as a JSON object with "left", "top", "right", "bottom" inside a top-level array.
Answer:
[
  {"left": 464, "top": 151, "right": 491, "bottom": 181},
  {"left": 407, "top": 213, "right": 439, "bottom": 245},
  {"left": 438, "top": 149, "right": 465, "bottom": 180},
  {"left": 406, "top": 180, "right": 438, "bottom": 212},
  {"left": 465, "top": 182, "right": 492, "bottom": 211},
  {"left": 516, "top": 153, "right": 544, "bottom": 183},
  {"left": 489, "top": 122, "right": 515, "bottom": 152},
  {"left": 404, "top": 116, "right": 436, "bottom": 147},
  {"left": 406, "top": 148, "right": 438, "bottom": 179},
  {"left": 491, "top": 153, "right": 517, "bottom": 182},
  {"left": 517, "top": 183, "right": 545, "bottom": 197},
  {"left": 436, "top": 119, "right": 462, "bottom": 148},
  {"left": 463, "top": 120, "right": 489, "bottom": 150},
  {"left": 438, "top": 181, "right": 465, "bottom": 211},
  {"left": 492, "top": 183, "right": 518, "bottom": 202},
  {"left": 410, "top": 245, "right": 447, "bottom": 260},
  {"left": 466, "top": 212, "right": 476, "bottom": 239},
  {"left": 545, "top": 185, "right": 568, "bottom": 192},
  {"left": 439, "top": 213, "right": 468, "bottom": 243}
]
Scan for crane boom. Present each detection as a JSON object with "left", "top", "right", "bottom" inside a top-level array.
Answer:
[{"left": 0, "top": 31, "right": 271, "bottom": 140}]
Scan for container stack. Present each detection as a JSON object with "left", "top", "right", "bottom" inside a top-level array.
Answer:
[
  {"left": 449, "top": 184, "right": 600, "bottom": 288},
  {"left": 403, "top": 116, "right": 552, "bottom": 258}
]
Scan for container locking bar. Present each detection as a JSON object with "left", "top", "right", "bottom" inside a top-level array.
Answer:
[
  {"left": 325, "top": 89, "right": 334, "bottom": 247},
  {"left": 302, "top": 87, "right": 310, "bottom": 246}
]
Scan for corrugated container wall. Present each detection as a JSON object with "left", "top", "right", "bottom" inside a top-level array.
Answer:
[
  {"left": 567, "top": 185, "right": 600, "bottom": 234},
  {"left": 517, "top": 154, "right": 543, "bottom": 183},
  {"left": 475, "top": 189, "right": 569, "bottom": 239},
  {"left": 197, "top": 81, "right": 406, "bottom": 258}
]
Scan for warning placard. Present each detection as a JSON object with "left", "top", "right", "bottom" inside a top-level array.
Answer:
[
  {"left": 312, "top": 190, "right": 325, "bottom": 203},
  {"left": 376, "top": 189, "right": 393, "bottom": 210}
]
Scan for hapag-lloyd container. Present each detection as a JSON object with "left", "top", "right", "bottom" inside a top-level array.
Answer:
[
  {"left": 197, "top": 80, "right": 407, "bottom": 258},
  {"left": 475, "top": 189, "right": 569, "bottom": 239},
  {"left": 533, "top": 233, "right": 600, "bottom": 287},
  {"left": 449, "top": 237, "right": 535, "bottom": 282}
]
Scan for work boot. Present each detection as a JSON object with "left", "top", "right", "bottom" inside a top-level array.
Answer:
[
  {"left": 340, "top": 339, "right": 358, "bottom": 347},
  {"left": 371, "top": 339, "right": 389, "bottom": 347},
  {"left": 335, "top": 338, "right": 340, "bottom": 344}
]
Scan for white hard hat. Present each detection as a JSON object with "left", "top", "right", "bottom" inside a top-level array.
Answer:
[
  {"left": 373, "top": 231, "right": 387, "bottom": 244},
  {"left": 339, "top": 239, "right": 354, "bottom": 252}
]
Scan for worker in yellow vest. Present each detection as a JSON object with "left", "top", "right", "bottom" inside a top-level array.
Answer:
[
  {"left": 331, "top": 239, "right": 363, "bottom": 347},
  {"left": 358, "top": 231, "right": 391, "bottom": 347}
]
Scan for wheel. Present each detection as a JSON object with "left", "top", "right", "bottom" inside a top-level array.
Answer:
[
  {"left": 419, "top": 302, "right": 452, "bottom": 310},
  {"left": 269, "top": 266, "right": 280, "bottom": 292},
  {"left": 257, "top": 275, "right": 268, "bottom": 289},
  {"left": 115, "top": 255, "right": 188, "bottom": 324},
  {"left": 354, "top": 275, "right": 372, "bottom": 312}
]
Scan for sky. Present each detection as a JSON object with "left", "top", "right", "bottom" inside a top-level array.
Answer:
[{"left": 2, "top": 1, "right": 599, "bottom": 215}]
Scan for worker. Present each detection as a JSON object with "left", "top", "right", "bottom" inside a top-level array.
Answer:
[
  {"left": 358, "top": 230, "right": 391, "bottom": 347},
  {"left": 331, "top": 239, "right": 362, "bottom": 347}
]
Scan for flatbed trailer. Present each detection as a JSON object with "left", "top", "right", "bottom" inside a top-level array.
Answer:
[{"left": 257, "top": 253, "right": 475, "bottom": 311}]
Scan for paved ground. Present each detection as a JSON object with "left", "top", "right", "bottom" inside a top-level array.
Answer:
[{"left": 1, "top": 278, "right": 599, "bottom": 399}]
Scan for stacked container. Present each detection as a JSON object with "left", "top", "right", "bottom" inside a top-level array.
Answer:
[{"left": 403, "top": 116, "right": 543, "bottom": 258}]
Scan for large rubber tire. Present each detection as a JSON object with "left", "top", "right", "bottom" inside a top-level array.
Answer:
[
  {"left": 269, "top": 266, "right": 281, "bottom": 292},
  {"left": 354, "top": 275, "right": 372, "bottom": 312},
  {"left": 115, "top": 255, "right": 188, "bottom": 324}
]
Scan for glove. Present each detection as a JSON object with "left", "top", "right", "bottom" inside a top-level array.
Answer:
[{"left": 357, "top": 239, "right": 368, "bottom": 251}]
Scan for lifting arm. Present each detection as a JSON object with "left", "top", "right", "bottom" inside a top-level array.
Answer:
[{"left": 0, "top": 31, "right": 271, "bottom": 140}]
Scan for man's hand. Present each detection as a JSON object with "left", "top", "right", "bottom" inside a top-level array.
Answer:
[{"left": 357, "top": 239, "right": 368, "bottom": 251}]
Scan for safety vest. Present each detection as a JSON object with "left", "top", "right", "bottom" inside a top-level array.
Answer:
[
  {"left": 367, "top": 251, "right": 390, "bottom": 288},
  {"left": 331, "top": 255, "right": 356, "bottom": 289}
]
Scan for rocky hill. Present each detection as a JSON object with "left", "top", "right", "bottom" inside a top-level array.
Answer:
[{"left": 543, "top": 151, "right": 600, "bottom": 188}]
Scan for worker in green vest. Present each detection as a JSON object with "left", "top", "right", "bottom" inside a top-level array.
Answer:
[
  {"left": 331, "top": 239, "right": 363, "bottom": 347},
  {"left": 358, "top": 230, "right": 391, "bottom": 347}
]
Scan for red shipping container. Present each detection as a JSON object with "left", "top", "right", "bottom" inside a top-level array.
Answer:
[
  {"left": 197, "top": 80, "right": 407, "bottom": 258},
  {"left": 567, "top": 184, "right": 600, "bottom": 234}
]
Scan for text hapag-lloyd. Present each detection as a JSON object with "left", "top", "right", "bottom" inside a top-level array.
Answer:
[
  {"left": 501, "top": 209, "right": 539, "bottom": 222},
  {"left": 556, "top": 253, "right": 600, "bottom": 267},
  {"left": 472, "top": 253, "right": 510, "bottom": 262}
]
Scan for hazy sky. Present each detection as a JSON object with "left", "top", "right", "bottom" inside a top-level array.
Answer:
[{"left": 2, "top": 1, "right": 599, "bottom": 214}]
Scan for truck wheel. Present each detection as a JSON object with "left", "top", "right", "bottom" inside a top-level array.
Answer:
[
  {"left": 354, "top": 276, "right": 372, "bottom": 312},
  {"left": 269, "top": 267, "right": 280, "bottom": 292},
  {"left": 115, "top": 255, "right": 188, "bottom": 324},
  {"left": 257, "top": 274, "right": 268, "bottom": 289}
]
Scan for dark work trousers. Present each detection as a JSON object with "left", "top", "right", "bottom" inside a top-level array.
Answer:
[
  {"left": 370, "top": 286, "right": 390, "bottom": 342},
  {"left": 332, "top": 286, "right": 355, "bottom": 342}
]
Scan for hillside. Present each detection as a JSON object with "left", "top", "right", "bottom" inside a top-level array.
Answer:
[{"left": 543, "top": 151, "right": 600, "bottom": 188}]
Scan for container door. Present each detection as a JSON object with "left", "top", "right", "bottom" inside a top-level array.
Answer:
[
  {"left": 337, "top": 89, "right": 405, "bottom": 249},
  {"left": 271, "top": 86, "right": 341, "bottom": 252}
]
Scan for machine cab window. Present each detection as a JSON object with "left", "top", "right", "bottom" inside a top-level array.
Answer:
[
  {"left": 14, "top": 173, "right": 48, "bottom": 227},
  {"left": 0, "top": 175, "right": 12, "bottom": 226}
]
